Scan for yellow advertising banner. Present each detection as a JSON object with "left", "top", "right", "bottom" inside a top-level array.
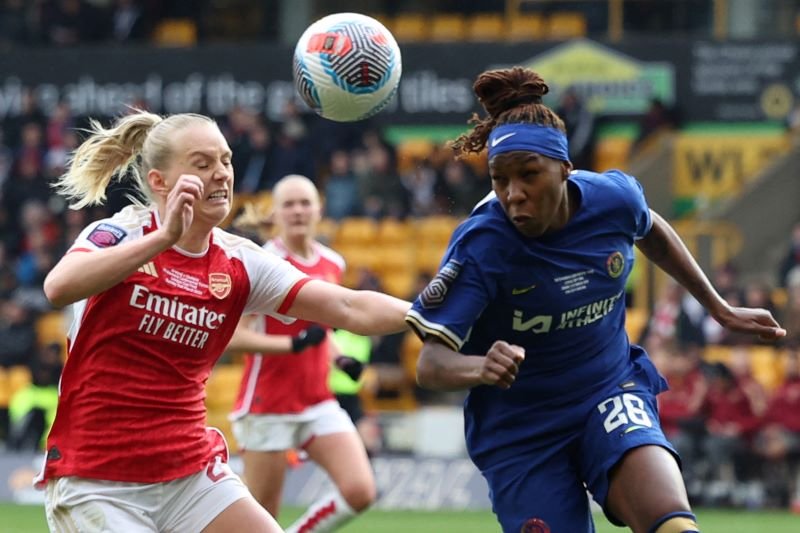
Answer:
[{"left": 673, "top": 134, "right": 790, "bottom": 199}]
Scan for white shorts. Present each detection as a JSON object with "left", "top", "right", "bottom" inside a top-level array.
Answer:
[
  {"left": 232, "top": 399, "right": 356, "bottom": 452},
  {"left": 44, "top": 456, "right": 250, "bottom": 533}
]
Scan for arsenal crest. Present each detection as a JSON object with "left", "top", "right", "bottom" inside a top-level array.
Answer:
[{"left": 209, "top": 273, "right": 232, "bottom": 299}]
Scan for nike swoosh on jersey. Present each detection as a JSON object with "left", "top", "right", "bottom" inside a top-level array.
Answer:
[
  {"left": 511, "top": 284, "right": 537, "bottom": 295},
  {"left": 490, "top": 132, "right": 516, "bottom": 147},
  {"left": 623, "top": 425, "right": 647, "bottom": 434}
]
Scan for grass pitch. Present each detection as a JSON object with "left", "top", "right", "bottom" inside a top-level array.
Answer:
[{"left": 1, "top": 503, "right": 797, "bottom": 532}]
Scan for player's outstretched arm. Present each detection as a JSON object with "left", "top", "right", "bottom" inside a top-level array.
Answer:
[
  {"left": 44, "top": 229, "right": 176, "bottom": 308},
  {"left": 44, "top": 175, "right": 202, "bottom": 308},
  {"left": 284, "top": 279, "right": 410, "bottom": 336},
  {"left": 636, "top": 210, "right": 785, "bottom": 341},
  {"left": 417, "top": 339, "right": 524, "bottom": 391},
  {"left": 226, "top": 322, "right": 326, "bottom": 354}
]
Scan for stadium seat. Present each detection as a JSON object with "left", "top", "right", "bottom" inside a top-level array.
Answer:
[
  {"left": 381, "top": 271, "right": 416, "bottom": 298},
  {"left": 414, "top": 241, "right": 448, "bottom": 275},
  {"left": 414, "top": 216, "right": 461, "bottom": 245},
  {"left": 8, "top": 366, "right": 32, "bottom": 400},
  {"left": 152, "top": 18, "right": 198, "bottom": 47},
  {"left": 429, "top": 14, "right": 467, "bottom": 42},
  {"left": 546, "top": 12, "right": 588, "bottom": 39},
  {"left": 36, "top": 311, "right": 67, "bottom": 352},
  {"left": 0, "top": 367, "right": 9, "bottom": 408},
  {"left": 466, "top": 13, "right": 505, "bottom": 42},
  {"left": 359, "top": 332, "right": 419, "bottom": 412},
  {"left": 376, "top": 218, "right": 414, "bottom": 246},
  {"left": 749, "top": 347, "right": 782, "bottom": 391},
  {"left": 390, "top": 13, "right": 429, "bottom": 42},
  {"left": 373, "top": 243, "right": 415, "bottom": 274},
  {"left": 334, "top": 217, "right": 379, "bottom": 247},
  {"left": 506, "top": 13, "right": 545, "bottom": 41},
  {"left": 338, "top": 244, "right": 381, "bottom": 274},
  {"left": 593, "top": 137, "right": 632, "bottom": 172},
  {"left": 205, "top": 364, "right": 243, "bottom": 410},
  {"left": 316, "top": 218, "right": 339, "bottom": 246},
  {"left": 624, "top": 308, "right": 647, "bottom": 342},
  {"left": 396, "top": 139, "right": 435, "bottom": 174},
  {"left": 704, "top": 345, "right": 733, "bottom": 366}
]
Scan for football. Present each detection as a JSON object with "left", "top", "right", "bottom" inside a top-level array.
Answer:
[{"left": 292, "top": 12, "right": 402, "bottom": 122}]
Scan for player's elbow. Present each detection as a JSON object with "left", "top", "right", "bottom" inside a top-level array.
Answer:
[
  {"left": 415, "top": 352, "right": 439, "bottom": 390},
  {"left": 43, "top": 273, "right": 71, "bottom": 308}
]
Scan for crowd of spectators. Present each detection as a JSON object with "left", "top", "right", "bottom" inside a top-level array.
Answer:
[{"left": 639, "top": 255, "right": 800, "bottom": 510}]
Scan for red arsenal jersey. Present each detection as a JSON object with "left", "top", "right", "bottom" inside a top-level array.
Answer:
[
  {"left": 231, "top": 238, "right": 345, "bottom": 416},
  {"left": 39, "top": 205, "right": 308, "bottom": 484}
]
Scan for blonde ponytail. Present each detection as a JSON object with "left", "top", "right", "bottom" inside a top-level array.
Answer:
[{"left": 55, "top": 110, "right": 163, "bottom": 208}]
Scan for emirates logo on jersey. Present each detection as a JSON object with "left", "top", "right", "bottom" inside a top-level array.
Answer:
[{"left": 209, "top": 273, "right": 232, "bottom": 299}]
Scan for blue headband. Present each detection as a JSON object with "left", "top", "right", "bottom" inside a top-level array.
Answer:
[{"left": 487, "top": 123, "right": 570, "bottom": 161}]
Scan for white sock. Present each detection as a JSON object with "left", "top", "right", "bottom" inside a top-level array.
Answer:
[{"left": 285, "top": 490, "right": 356, "bottom": 533}]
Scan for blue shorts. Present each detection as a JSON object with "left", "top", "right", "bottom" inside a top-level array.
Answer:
[{"left": 481, "top": 360, "right": 678, "bottom": 533}]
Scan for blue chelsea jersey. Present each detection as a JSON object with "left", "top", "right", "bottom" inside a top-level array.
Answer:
[{"left": 406, "top": 169, "right": 654, "bottom": 467}]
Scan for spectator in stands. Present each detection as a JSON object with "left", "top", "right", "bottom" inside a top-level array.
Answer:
[
  {"left": 438, "top": 159, "right": 486, "bottom": 216},
  {"left": 0, "top": 298, "right": 36, "bottom": 368},
  {"left": 323, "top": 150, "right": 361, "bottom": 220},
  {"left": 656, "top": 342, "right": 708, "bottom": 495},
  {"left": 400, "top": 157, "right": 439, "bottom": 217},
  {"left": 701, "top": 360, "right": 764, "bottom": 505},
  {"left": 642, "top": 280, "right": 706, "bottom": 348},
  {"left": 632, "top": 98, "right": 678, "bottom": 154},
  {"left": 754, "top": 345, "right": 800, "bottom": 508},
  {"left": 779, "top": 269, "right": 800, "bottom": 347},
  {"left": 555, "top": 87, "right": 595, "bottom": 170},
  {"left": 2, "top": 89, "right": 46, "bottom": 148},
  {"left": 39, "top": 0, "right": 108, "bottom": 46},
  {"left": 778, "top": 222, "right": 800, "bottom": 288},
  {"left": 357, "top": 144, "right": 409, "bottom": 220},
  {"left": 236, "top": 122, "right": 274, "bottom": 194},
  {"left": 110, "top": 0, "right": 149, "bottom": 43}
]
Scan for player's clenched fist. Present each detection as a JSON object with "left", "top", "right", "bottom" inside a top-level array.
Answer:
[
  {"left": 162, "top": 174, "right": 204, "bottom": 243},
  {"left": 481, "top": 340, "right": 525, "bottom": 389}
]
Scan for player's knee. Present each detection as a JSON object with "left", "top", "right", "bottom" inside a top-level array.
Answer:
[
  {"left": 339, "top": 481, "right": 376, "bottom": 512},
  {"left": 649, "top": 511, "right": 700, "bottom": 533}
]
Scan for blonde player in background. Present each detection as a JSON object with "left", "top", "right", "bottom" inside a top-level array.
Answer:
[
  {"left": 229, "top": 175, "right": 376, "bottom": 533},
  {"left": 41, "top": 111, "right": 409, "bottom": 533}
]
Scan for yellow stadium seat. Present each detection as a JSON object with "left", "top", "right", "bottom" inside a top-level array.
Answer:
[
  {"left": 414, "top": 242, "right": 448, "bottom": 275},
  {"left": 429, "top": 14, "right": 467, "bottom": 42},
  {"left": 376, "top": 218, "right": 414, "bottom": 245},
  {"left": 704, "top": 345, "right": 733, "bottom": 365},
  {"left": 0, "top": 367, "right": 9, "bottom": 408},
  {"left": 391, "top": 13, "right": 429, "bottom": 42},
  {"left": 316, "top": 218, "right": 339, "bottom": 245},
  {"left": 624, "top": 308, "right": 647, "bottom": 342},
  {"left": 372, "top": 242, "right": 414, "bottom": 273},
  {"left": 359, "top": 332, "right": 419, "bottom": 412},
  {"left": 381, "top": 271, "right": 416, "bottom": 298},
  {"left": 36, "top": 311, "right": 66, "bottom": 346},
  {"left": 507, "top": 14, "right": 545, "bottom": 41},
  {"left": 8, "top": 366, "right": 32, "bottom": 400},
  {"left": 205, "top": 364, "right": 243, "bottom": 411},
  {"left": 593, "top": 137, "right": 632, "bottom": 172},
  {"left": 338, "top": 244, "right": 381, "bottom": 273},
  {"left": 466, "top": 13, "right": 505, "bottom": 42},
  {"left": 749, "top": 347, "right": 782, "bottom": 391},
  {"left": 546, "top": 12, "right": 587, "bottom": 40},
  {"left": 414, "top": 216, "right": 461, "bottom": 245},
  {"left": 396, "top": 139, "right": 435, "bottom": 174},
  {"left": 152, "top": 18, "right": 197, "bottom": 47},
  {"left": 334, "top": 217, "right": 378, "bottom": 247}
]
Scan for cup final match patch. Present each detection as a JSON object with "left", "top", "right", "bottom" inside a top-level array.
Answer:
[
  {"left": 87, "top": 223, "right": 127, "bottom": 248},
  {"left": 209, "top": 272, "right": 232, "bottom": 299},
  {"left": 420, "top": 259, "right": 461, "bottom": 309}
]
